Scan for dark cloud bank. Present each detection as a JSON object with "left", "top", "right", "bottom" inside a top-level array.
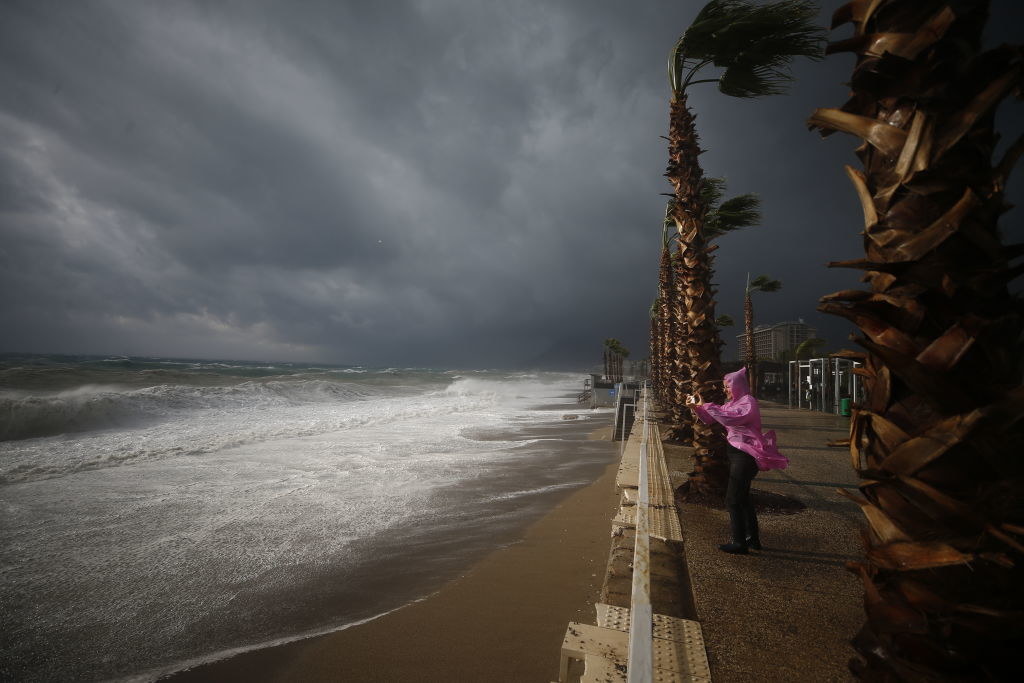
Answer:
[{"left": 1, "top": 1, "right": 1021, "bottom": 368}]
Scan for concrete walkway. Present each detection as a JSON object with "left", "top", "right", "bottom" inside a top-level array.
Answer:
[{"left": 675, "top": 403, "right": 864, "bottom": 682}]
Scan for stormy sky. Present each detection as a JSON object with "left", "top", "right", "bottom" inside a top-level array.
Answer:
[{"left": 1, "top": 1, "right": 1021, "bottom": 368}]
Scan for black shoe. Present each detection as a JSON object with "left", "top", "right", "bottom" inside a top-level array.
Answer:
[
  {"left": 718, "top": 542, "right": 749, "bottom": 555},
  {"left": 746, "top": 536, "right": 762, "bottom": 550}
]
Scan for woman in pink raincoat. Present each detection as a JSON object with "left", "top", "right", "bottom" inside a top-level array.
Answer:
[{"left": 687, "top": 367, "right": 788, "bottom": 554}]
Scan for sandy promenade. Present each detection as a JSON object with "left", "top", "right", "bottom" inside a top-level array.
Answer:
[{"left": 168, "top": 426, "right": 620, "bottom": 682}]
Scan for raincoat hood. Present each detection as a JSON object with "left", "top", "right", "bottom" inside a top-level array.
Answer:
[{"left": 724, "top": 368, "right": 750, "bottom": 401}]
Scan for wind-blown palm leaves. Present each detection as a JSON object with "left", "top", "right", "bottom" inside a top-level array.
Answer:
[
  {"left": 669, "top": 0, "right": 825, "bottom": 98},
  {"left": 701, "top": 179, "right": 762, "bottom": 242},
  {"left": 743, "top": 273, "right": 782, "bottom": 396},
  {"left": 809, "top": 0, "right": 1023, "bottom": 677},
  {"left": 793, "top": 337, "right": 826, "bottom": 360},
  {"left": 665, "top": 0, "right": 823, "bottom": 495}
]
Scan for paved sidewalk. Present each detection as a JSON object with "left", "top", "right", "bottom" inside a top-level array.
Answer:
[{"left": 675, "top": 404, "right": 864, "bottom": 682}]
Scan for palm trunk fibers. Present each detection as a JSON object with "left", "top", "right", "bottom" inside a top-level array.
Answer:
[
  {"left": 667, "top": 96, "right": 728, "bottom": 492},
  {"left": 811, "top": 0, "right": 1024, "bottom": 677},
  {"left": 744, "top": 292, "right": 756, "bottom": 398}
]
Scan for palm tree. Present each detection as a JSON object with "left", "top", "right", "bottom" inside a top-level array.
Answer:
[
  {"left": 793, "top": 337, "right": 826, "bottom": 360},
  {"left": 603, "top": 338, "right": 629, "bottom": 383},
  {"left": 653, "top": 204, "right": 683, "bottom": 420},
  {"left": 617, "top": 342, "right": 631, "bottom": 381},
  {"left": 603, "top": 338, "right": 620, "bottom": 381},
  {"left": 666, "top": 0, "right": 823, "bottom": 495},
  {"left": 649, "top": 297, "right": 661, "bottom": 396},
  {"left": 657, "top": 182, "right": 764, "bottom": 442},
  {"left": 602, "top": 339, "right": 610, "bottom": 381},
  {"left": 809, "top": 1, "right": 1023, "bottom": 678},
  {"left": 743, "top": 273, "right": 783, "bottom": 396}
]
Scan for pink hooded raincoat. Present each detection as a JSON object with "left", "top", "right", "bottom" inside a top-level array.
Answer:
[{"left": 692, "top": 368, "right": 788, "bottom": 471}]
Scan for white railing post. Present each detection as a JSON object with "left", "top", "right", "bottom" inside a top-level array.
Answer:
[{"left": 627, "top": 384, "right": 652, "bottom": 683}]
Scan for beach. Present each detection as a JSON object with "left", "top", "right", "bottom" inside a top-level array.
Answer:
[{"left": 171, "top": 426, "right": 620, "bottom": 682}]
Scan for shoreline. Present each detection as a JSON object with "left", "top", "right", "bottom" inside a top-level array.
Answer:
[{"left": 166, "top": 423, "right": 619, "bottom": 682}]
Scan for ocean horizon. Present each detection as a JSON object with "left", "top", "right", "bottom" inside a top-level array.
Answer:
[{"left": 0, "top": 353, "right": 614, "bottom": 681}]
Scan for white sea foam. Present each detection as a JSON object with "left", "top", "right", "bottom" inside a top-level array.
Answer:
[
  {"left": 0, "top": 376, "right": 564, "bottom": 482},
  {"left": 0, "top": 379, "right": 395, "bottom": 443},
  {"left": 485, "top": 481, "right": 587, "bottom": 501}
]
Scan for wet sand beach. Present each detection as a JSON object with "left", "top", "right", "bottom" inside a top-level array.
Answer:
[{"left": 168, "top": 424, "right": 620, "bottom": 682}]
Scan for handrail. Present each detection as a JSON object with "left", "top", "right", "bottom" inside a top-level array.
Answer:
[{"left": 626, "top": 383, "right": 653, "bottom": 682}]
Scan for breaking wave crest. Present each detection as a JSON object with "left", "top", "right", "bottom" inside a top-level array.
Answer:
[{"left": 0, "top": 380, "right": 390, "bottom": 442}]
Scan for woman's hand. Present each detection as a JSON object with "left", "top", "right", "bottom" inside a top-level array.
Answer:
[{"left": 686, "top": 393, "right": 705, "bottom": 408}]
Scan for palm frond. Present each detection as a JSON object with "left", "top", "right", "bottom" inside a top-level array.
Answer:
[
  {"left": 699, "top": 177, "right": 727, "bottom": 208},
  {"left": 673, "top": 0, "right": 825, "bottom": 97},
  {"left": 749, "top": 274, "right": 782, "bottom": 293},
  {"left": 680, "top": 0, "right": 747, "bottom": 62},
  {"left": 707, "top": 193, "right": 761, "bottom": 239},
  {"left": 719, "top": 63, "right": 791, "bottom": 98},
  {"left": 700, "top": 177, "right": 761, "bottom": 241},
  {"left": 794, "top": 337, "right": 826, "bottom": 359},
  {"left": 715, "top": 314, "right": 735, "bottom": 327},
  {"left": 662, "top": 200, "right": 680, "bottom": 248},
  {"left": 704, "top": 217, "right": 726, "bottom": 241}
]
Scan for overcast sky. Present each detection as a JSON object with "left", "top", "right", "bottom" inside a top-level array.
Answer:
[{"left": 1, "top": 1, "right": 1021, "bottom": 368}]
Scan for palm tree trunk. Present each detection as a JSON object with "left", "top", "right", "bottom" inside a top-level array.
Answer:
[
  {"left": 810, "top": 1, "right": 1024, "bottom": 677},
  {"left": 664, "top": 246, "right": 692, "bottom": 440},
  {"left": 744, "top": 290, "right": 756, "bottom": 398},
  {"left": 656, "top": 244, "right": 675, "bottom": 409},
  {"left": 649, "top": 311, "right": 660, "bottom": 396},
  {"left": 667, "top": 95, "right": 728, "bottom": 493}
]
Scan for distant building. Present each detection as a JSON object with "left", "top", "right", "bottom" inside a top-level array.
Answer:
[{"left": 737, "top": 319, "right": 817, "bottom": 361}]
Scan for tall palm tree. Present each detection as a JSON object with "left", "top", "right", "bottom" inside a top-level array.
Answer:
[
  {"left": 743, "top": 273, "right": 783, "bottom": 396},
  {"left": 666, "top": 0, "right": 823, "bottom": 494},
  {"left": 809, "top": 1, "right": 1023, "bottom": 678}
]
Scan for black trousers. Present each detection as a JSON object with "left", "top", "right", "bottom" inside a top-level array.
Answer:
[{"left": 725, "top": 446, "right": 759, "bottom": 544}]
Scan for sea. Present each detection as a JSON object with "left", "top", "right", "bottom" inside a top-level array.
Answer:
[{"left": 0, "top": 353, "right": 614, "bottom": 682}]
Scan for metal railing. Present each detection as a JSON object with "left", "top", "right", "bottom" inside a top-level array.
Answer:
[
  {"left": 787, "top": 357, "right": 862, "bottom": 413},
  {"left": 627, "top": 383, "right": 652, "bottom": 683}
]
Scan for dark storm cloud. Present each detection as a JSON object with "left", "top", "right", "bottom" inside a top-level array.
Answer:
[{"left": 1, "top": 1, "right": 1021, "bottom": 367}]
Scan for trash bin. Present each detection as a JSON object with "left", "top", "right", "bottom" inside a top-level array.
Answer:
[{"left": 840, "top": 398, "right": 852, "bottom": 416}]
